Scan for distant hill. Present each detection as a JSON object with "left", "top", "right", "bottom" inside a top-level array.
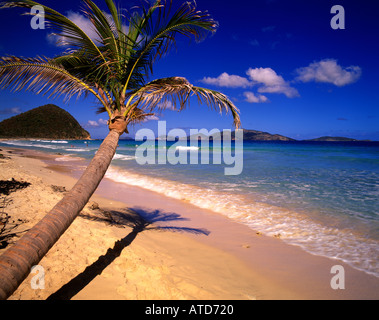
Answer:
[
  {"left": 152, "top": 129, "right": 294, "bottom": 141},
  {"left": 200, "top": 129, "right": 295, "bottom": 141},
  {"left": 305, "top": 136, "right": 368, "bottom": 142},
  {"left": 154, "top": 129, "right": 296, "bottom": 141},
  {"left": 238, "top": 129, "right": 295, "bottom": 141},
  {"left": 0, "top": 104, "right": 90, "bottom": 140},
  {"left": 137, "top": 130, "right": 373, "bottom": 142}
]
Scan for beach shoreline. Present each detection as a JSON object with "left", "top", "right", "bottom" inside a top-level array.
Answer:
[{"left": 1, "top": 146, "right": 378, "bottom": 300}]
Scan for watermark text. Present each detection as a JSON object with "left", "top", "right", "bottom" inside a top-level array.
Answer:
[{"left": 135, "top": 121, "right": 243, "bottom": 175}]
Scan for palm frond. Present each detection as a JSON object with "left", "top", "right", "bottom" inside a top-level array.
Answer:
[
  {"left": 191, "top": 86, "right": 241, "bottom": 129},
  {"left": 0, "top": 0, "right": 109, "bottom": 66},
  {"left": 0, "top": 55, "right": 110, "bottom": 112},
  {"left": 126, "top": 77, "right": 241, "bottom": 128},
  {"left": 81, "top": 0, "right": 120, "bottom": 62},
  {"left": 127, "top": 107, "right": 155, "bottom": 125},
  {"left": 121, "top": 0, "right": 218, "bottom": 95},
  {"left": 0, "top": 0, "right": 238, "bottom": 129},
  {"left": 104, "top": 0, "right": 123, "bottom": 38},
  {"left": 51, "top": 52, "right": 95, "bottom": 81}
]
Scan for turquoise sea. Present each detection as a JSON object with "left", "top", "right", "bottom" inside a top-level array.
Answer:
[{"left": 1, "top": 138, "right": 379, "bottom": 277}]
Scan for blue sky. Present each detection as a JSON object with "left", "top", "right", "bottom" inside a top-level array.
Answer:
[{"left": 0, "top": 0, "right": 378, "bottom": 140}]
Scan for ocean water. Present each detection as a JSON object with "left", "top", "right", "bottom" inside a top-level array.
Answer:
[{"left": 1, "top": 138, "right": 379, "bottom": 277}]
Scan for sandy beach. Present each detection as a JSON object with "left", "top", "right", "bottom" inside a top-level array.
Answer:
[{"left": 1, "top": 145, "right": 378, "bottom": 300}]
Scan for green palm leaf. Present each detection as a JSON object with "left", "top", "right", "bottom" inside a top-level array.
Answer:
[
  {"left": 81, "top": 0, "right": 120, "bottom": 62},
  {"left": 0, "top": 56, "right": 88, "bottom": 99},
  {"left": 0, "top": 55, "right": 112, "bottom": 117},
  {"left": 125, "top": 77, "right": 241, "bottom": 128},
  {"left": 121, "top": 0, "right": 218, "bottom": 95},
  {"left": 0, "top": 0, "right": 108, "bottom": 64}
]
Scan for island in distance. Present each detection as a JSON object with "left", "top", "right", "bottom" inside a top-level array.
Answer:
[
  {"left": 0, "top": 104, "right": 373, "bottom": 142},
  {"left": 304, "top": 136, "right": 372, "bottom": 142},
  {"left": 0, "top": 104, "right": 90, "bottom": 140},
  {"left": 134, "top": 130, "right": 373, "bottom": 142},
  {"left": 184, "top": 130, "right": 371, "bottom": 142}
]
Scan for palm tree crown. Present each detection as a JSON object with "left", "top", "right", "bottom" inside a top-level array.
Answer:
[{"left": 0, "top": 0, "right": 241, "bottom": 131}]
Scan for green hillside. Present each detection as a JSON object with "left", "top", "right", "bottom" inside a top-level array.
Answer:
[{"left": 0, "top": 104, "right": 90, "bottom": 139}]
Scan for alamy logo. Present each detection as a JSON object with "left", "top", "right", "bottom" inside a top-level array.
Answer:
[
  {"left": 30, "top": 5, "right": 45, "bottom": 30},
  {"left": 30, "top": 265, "right": 45, "bottom": 290},
  {"left": 330, "top": 5, "right": 345, "bottom": 30},
  {"left": 330, "top": 265, "right": 345, "bottom": 290},
  {"left": 134, "top": 121, "right": 244, "bottom": 176}
]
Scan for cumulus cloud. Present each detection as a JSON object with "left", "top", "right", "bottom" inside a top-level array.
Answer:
[
  {"left": 246, "top": 67, "right": 299, "bottom": 98},
  {"left": 295, "top": 59, "right": 361, "bottom": 86},
  {"left": 243, "top": 92, "right": 268, "bottom": 103},
  {"left": 262, "top": 25, "right": 276, "bottom": 32},
  {"left": 0, "top": 107, "right": 22, "bottom": 115},
  {"left": 67, "top": 11, "right": 99, "bottom": 41},
  {"left": 143, "top": 115, "right": 159, "bottom": 122},
  {"left": 98, "top": 118, "right": 108, "bottom": 125},
  {"left": 200, "top": 72, "right": 251, "bottom": 88},
  {"left": 249, "top": 39, "right": 260, "bottom": 47},
  {"left": 85, "top": 120, "right": 101, "bottom": 128},
  {"left": 84, "top": 118, "right": 108, "bottom": 128},
  {"left": 200, "top": 67, "right": 299, "bottom": 100},
  {"left": 157, "top": 101, "right": 176, "bottom": 111}
]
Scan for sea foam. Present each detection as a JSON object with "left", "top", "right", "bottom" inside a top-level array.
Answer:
[
  {"left": 113, "top": 154, "right": 135, "bottom": 161},
  {"left": 104, "top": 165, "right": 379, "bottom": 278}
]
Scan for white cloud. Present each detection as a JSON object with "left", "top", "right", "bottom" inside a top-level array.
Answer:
[
  {"left": 295, "top": 59, "right": 362, "bottom": 86},
  {"left": 86, "top": 120, "right": 100, "bottom": 128},
  {"left": 0, "top": 107, "right": 22, "bottom": 115},
  {"left": 257, "top": 84, "right": 299, "bottom": 98},
  {"left": 246, "top": 67, "right": 283, "bottom": 86},
  {"left": 200, "top": 72, "right": 251, "bottom": 88},
  {"left": 47, "top": 11, "right": 130, "bottom": 47},
  {"left": 98, "top": 118, "right": 108, "bottom": 125},
  {"left": 157, "top": 101, "right": 176, "bottom": 111},
  {"left": 143, "top": 115, "right": 159, "bottom": 122},
  {"left": 262, "top": 25, "right": 276, "bottom": 32},
  {"left": 246, "top": 67, "right": 299, "bottom": 98},
  {"left": 200, "top": 67, "right": 299, "bottom": 99},
  {"left": 249, "top": 39, "right": 260, "bottom": 47},
  {"left": 243, "top": 92, "right": 268, "bottom": 103},
  {"left": 47, "top": 11, "right": 99, "bottom": 46},
  {"left": 68, "top": 11, "right": 99, "bottom": 42},
  {"left": 84, "top": 118, "right": 108, "bottom": 128}
]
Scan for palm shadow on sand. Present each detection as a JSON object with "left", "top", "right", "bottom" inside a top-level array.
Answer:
[{"left": 47, "top": 206, "right": 210, "bottom": 300}]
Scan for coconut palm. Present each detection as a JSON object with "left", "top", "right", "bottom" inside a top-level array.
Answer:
[{"left": 0, "top": 0, "right": 241, "bottom": 299}]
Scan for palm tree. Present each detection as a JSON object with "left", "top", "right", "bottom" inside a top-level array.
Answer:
[{"left": 0, "top": 0, "right": 241, "bottom": 299}]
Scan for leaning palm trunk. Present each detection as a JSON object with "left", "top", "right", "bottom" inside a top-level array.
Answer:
[{"left": 0, "top": 128, "right": 122, "bottom": 300}]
